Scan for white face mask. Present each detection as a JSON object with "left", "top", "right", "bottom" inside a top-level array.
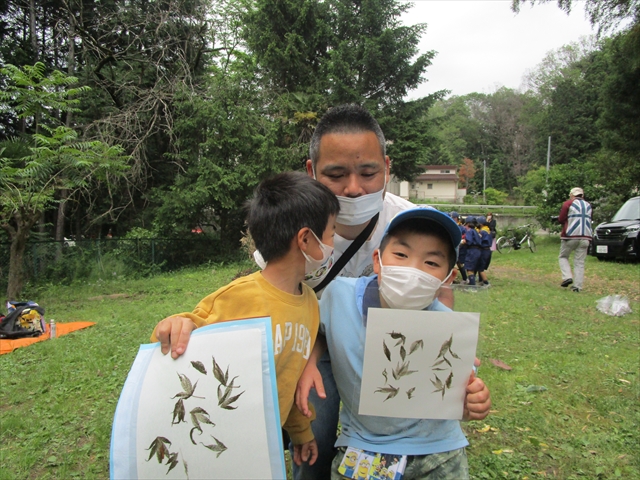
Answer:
[
  {"left": 378, "top": 255, "right": 451, "bottom": 310},
  {"left": 313, "top": 166, "right": 386, "bottom": 226},
  {"left": 302, "top": 229, "right": 334, "bottom": 281}
]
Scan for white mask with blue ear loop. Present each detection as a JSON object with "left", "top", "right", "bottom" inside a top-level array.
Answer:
[
  {"left": 302, "top": 229, "right": 334, "bottom": 278},
  {"left": 378, "top": 253, "right": 453, "bottom": 310}
]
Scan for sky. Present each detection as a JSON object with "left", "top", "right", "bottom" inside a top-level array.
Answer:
[{"left": 400, "top": 0, "right": 597, "bottom": 99}]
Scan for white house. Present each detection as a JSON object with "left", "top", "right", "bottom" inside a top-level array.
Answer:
[{"left": 388, "top": 165, "right": 466, "bottom": 203}]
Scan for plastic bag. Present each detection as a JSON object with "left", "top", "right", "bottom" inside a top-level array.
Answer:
[{"left": 596, "top": 295, "right": 632, "bottom": 317}]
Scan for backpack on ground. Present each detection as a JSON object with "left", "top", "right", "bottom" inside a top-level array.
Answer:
[{"left": 0, "top": 301, "right": 46, "bottom": 339}]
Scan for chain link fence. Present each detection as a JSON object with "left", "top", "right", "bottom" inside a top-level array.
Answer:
[{"left": 0, "top": 237, "right": 233, "bottom": 291}]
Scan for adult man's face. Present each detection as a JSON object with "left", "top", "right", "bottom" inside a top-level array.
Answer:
[{"left": 306, "top": 131, "right": 390, "bottom": 198}]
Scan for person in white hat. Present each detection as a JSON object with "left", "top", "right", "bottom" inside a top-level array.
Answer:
[{"left": 557, "top": 187, "right": 593, "bottom": 292}]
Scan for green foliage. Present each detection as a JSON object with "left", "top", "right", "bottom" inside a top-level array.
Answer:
[{"left": 483, "top": 188, "right": 509, "bottom": 205}]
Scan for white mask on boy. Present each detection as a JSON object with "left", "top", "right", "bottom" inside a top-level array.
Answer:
[
  {"left": 302, "top": 229, "right": 334, "bottom": 281},
  {"left": 378, "top": 255, "right": 451, "bottom": 310}
]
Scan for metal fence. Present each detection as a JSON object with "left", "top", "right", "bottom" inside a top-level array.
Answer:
[{"left": 0, "top": 237, "right": 229, "bottom": 289}]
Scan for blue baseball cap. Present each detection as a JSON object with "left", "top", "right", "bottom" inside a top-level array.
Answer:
[
  {"left": 449, "top": 211, "right": 459, "bottom": 219},
  {"left": 382, "top": 207, "right": 463, "bottom": 253},
  {"left": 476, "top": 216, "right": 486, "bottom": 225}
]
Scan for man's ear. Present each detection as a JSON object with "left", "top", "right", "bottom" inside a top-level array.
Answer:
[
  {"left": 384, "top": 156, "right": 391, "bottom": 182},
  {"left": 305, "top": 159, "right": 314, "bottom": 178},
  {"left": 372, "top": 249, "right": 381, "bottom": 276}
]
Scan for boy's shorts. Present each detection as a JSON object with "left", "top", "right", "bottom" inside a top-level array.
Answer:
[
  {"left": 331, "top": 447, "right": 469, "bottom": 480},
  {"left": 464, "top": 248, "right": 481, "bottom": 272},
  {"left": 457, "top": 246, "right": 467, "bottom": 265},
  {"left": 480, "top": 249, "right": 492, "bottom": 271}
]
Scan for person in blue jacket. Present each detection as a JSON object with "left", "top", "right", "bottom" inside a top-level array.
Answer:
[{"left": 463, "top": 216, "right": 482, "bottom": 286}]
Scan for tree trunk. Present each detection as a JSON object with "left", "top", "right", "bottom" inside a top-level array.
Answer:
[
  {"left": 55, "top": 189, "right": 69, "bottom": 260},
  {"left": 29, "top": 0, "right": 37, "bottom": 60},
  {"left": 5, "top": 210, "right": 40, "bottom": 301}
]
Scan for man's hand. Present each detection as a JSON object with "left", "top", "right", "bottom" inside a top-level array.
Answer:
[
  {"left": 155, "top": 316, "right": 196, "bottom": 359},
  {"left": 295, "top": 361, "right": 325, "bottom": 418},
  {"left": 293, "top": 439, "right": 318, "bottom": 466},
  {"left": 463, "top": 366, "right": 491, "bottom": 421}
]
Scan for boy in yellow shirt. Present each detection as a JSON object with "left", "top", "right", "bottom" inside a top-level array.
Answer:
[{"left": 150, "top": 171, "right": 340, "bottom": 466}]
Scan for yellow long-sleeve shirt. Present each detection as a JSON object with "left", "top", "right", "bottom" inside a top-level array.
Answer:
[{"left": 151, "top": 271, "right": 318, "bottom": 445}]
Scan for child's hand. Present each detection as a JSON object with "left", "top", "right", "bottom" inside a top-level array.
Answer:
[
  {"left": 463, "top": 360, "right": 491, "bottom": 421},
  {"left": 295, "top": 361, "right": 325, "bottom": 418},
  {"left": 155, "top": 316, "right": 196, "bottom": 359},
  {"left": 293, "top": 439, "right": 318, "bottom": 466}
]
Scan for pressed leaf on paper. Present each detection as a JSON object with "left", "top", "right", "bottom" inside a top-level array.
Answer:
[
  {"left": 374, "top": 384, "right": 399, "bottom": 402},
  {"left": 191, "top": 360, "right": 207, "bottom": 375}
]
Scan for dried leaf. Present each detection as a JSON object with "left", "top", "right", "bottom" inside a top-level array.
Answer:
[
  {"left": 172, "top": 373, "right": 203, "bottom": 400},
  {"left": 436, "top": 334, "right": 453, "bottom": 359},
  {"left": 201, "top": 436, "right": 227, "bottom": 458},
  {"left": 218, "top": 376, "right": 240, "bottom": 405},
  {"left": 490, "top": 358, "right": 512, "bottom": 370},
  {"left": 445, "top": 371, "right": 453, "bottom": 389},
  {"left": 190, "top": 407, "right": 215, "bottom": 429},
  {"left": 382, "top": 339, "right": 391, "bottom": 362},
  {"left": 146, "top": 437, "right": 171, "bottom": 463},
  {"left": 212, "top": 356, "right": 226, "bottom": 386},
  {"left": 400, "top": 345, "right": 406, "bottom": 361},
  {"left": 409, "top": 339, "right": 424, "bottom": 355},
  {"left": 382, "top": 368, "right": 388, "bottom": 385},
  {"left": 166, "top": 452, "right": 179, "bottom": 474},
  {"left": 189, "top": 426, "right": 202, "bottom": 445},
  {"left": 430, "top": 374, "right": 443, "bottom": 390},
  {"left": 183, "top": 457, "right": 189, "bottom": 478},
  {"left": 448, "top": 347, "right": 460, "bottom": 360},
  {"left": 191, "top": 360, "right": 207, "bottom": 375},
  {"left": 223, "top": 365, "right": 229, "bottom": 386},
  {"left": 432, "top": 358, "right": 447, "bottom": 367},
  {"left": 406, "top": 387, "right": 415, "bottom": 399},
  {"left": 387, "top": 331, "right": 405, "bottom": 341},
  {"left": 374, "top": 384, "right": 399, "bottom": 402},
  {"left": 172, "top": 399, "right": 186, "bottom": 425},
  {"left": 220, "top": 390, "right": 245, "bottom": 410}
]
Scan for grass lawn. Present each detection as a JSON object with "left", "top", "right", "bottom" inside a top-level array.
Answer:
[{"left": 1, "top": 237, "right": 638, "bottom": 479}]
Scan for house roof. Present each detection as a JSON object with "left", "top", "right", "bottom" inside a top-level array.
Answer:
[
  {"left": 415, "top": 174, "right": 458, "bottom": 181},
  {"left": 418, "top": 165, "right": 458, "bottom": 171}
]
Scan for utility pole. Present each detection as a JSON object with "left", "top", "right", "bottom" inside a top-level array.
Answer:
[
  {"left": 483, "top": 159, "right": 486, "bottom": 204},
  {"left": 546, "top": 136, "right": 551, "bottom": 188}
]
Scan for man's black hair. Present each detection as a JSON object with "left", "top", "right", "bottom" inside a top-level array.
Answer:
[
  {"left": 247, "top": 172, "right": 340, "bottom": 263},
  {"left": 309, "top": 104, "right": 386, "bottom": 170},
  {"left": 379, "top": 219, "right": 457, "bottom": 271}
]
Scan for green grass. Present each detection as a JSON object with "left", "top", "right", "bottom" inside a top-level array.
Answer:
[{"left": 0, "top": 241, "right": 638, "bottom": 479}]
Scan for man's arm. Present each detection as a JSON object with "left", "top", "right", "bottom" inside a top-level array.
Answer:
[{"left": 558, "top": 200, "right": 570, "bottom": 225}]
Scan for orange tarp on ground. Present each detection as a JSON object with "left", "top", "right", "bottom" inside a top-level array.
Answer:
[{"left": 0, "top": 321, "right": 96, "bottom": 355}]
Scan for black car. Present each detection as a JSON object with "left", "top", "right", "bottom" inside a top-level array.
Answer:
[{"left": 591, "top": 196, "right": 640, "bottom": 261}]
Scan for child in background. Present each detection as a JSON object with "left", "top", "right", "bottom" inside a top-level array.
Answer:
[
  {"left": 476, "top": 216, "right": 492, "bottom": 286},
  {"left": 463, "top": 216, "right": 482, "bottom": 286},
  {"left": 150, "top": 171, "right": 340, "bottom": 467},
  {"left": 449, "top": 211, "right": 467, "bottom": 284},
  {"left": 297, "top": 207, "right": 491, "bottom": 479}
]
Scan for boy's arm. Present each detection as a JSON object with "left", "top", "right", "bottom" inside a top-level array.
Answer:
[
  {"left": 295, "top": 335, "right": 327, "bottom": 418},
  {"left": 150, "top": 298, "right": 217, "bottom": 359},
  {"left": 284, "top": 400, "right": 316, "bottom": 447}
]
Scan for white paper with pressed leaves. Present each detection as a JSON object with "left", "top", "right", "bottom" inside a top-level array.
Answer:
[
  {"left": 359, "top": 308, "right": 480, "bottom": 420},
  {"left": 110, "top": 317, "right": 286, "bottom": 480}
]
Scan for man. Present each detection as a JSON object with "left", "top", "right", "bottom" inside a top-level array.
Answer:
[
  {"left": 295, "top": 104, "right": 491, "bottom": 479},
  {"left": 558, "top": 187, "right": 593, "bottom": 292}
]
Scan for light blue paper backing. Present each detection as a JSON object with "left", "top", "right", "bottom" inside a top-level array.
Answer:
[{"left": 109, "top": 317, "right": 285, "bottom": 479}]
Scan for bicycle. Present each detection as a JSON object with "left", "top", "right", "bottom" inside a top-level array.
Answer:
[{"left": 496, "top": 224, "right": 536, "bottom": 253}]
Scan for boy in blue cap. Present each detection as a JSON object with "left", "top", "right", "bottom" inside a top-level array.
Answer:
[
  {"left": 463, "top": 216, "right": 482, "bottom": 286},
  {"left": 297, "top": 207, "right": 491, "bottom": 479}
]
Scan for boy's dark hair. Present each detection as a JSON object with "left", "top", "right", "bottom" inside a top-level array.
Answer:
[
  {"left": 380, "top": 219, "right": 457, "bottom": 271},
  {"left": 247, "top": 172, "right": 340, "bottom": 262},
  {"left": 309, "top": 104, "right": 386, "bottom": 170}
]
